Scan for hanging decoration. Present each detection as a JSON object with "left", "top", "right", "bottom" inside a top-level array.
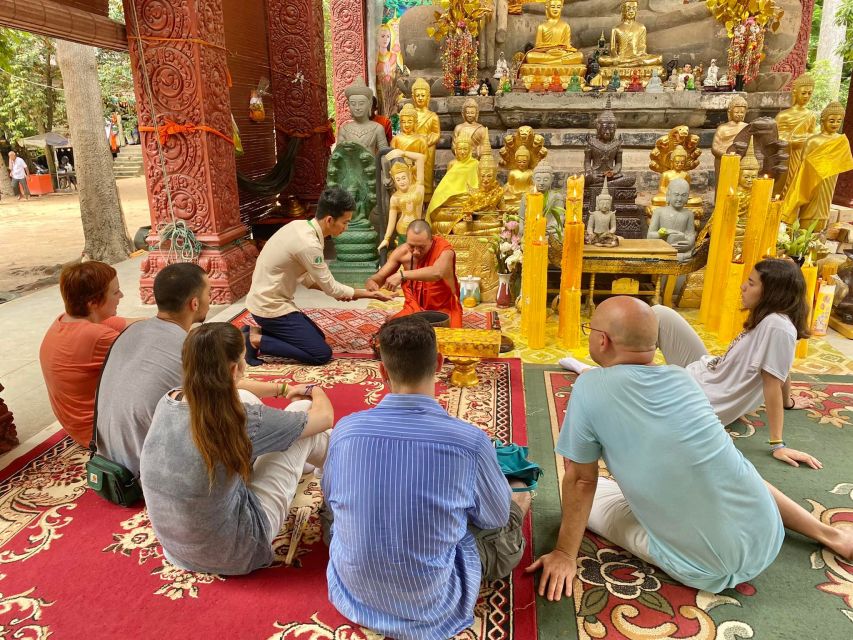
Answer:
[
  {"left": 428, "top": 0, "right": 491, "bottom": 93},
  {"left": 705, "top": 0, "right": 784, "bottom": 89},
  {"left": 248, "top": 78, "right": 270, "bottom": 122}
]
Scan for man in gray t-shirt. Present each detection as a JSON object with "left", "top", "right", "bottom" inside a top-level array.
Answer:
[{"left": 96, "top": 263, "right": 210, "bottom": 476}]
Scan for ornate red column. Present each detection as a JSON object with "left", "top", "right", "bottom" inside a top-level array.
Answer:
[
  {"left": 123, "top": 0, "right": 257, "bottom": 304},
  {"left": 771, "top": 0, "right": 815, "bottom": 89},
  {"left": 0, "top": 383, "right": 19, "bottom": 454},
  {"left": 267, "top": 0, "right": 331, "bottom": 202},
  {"left": 833, "top": 81, "right": 853, "bottom": 207},
  {"left": 329, "top": 0, "right": 368, "bottom": 126}
]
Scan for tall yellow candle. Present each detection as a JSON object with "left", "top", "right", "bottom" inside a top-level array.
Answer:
[
  {"left": 559, "top": 288, "right": 582, "bottom": 349},
  {"left": 701, "top": 154, "right": 740, "bottom": 325},
  {"left": 527, "top": 218, "right": 549, "bottom": 349},
  {"left": 558, "top": 176, "right": 585, "bottom": 342},
  {"left": 760, "top": 197, "right": 784, "bottom": 258},
  {"left": 740, "top": 176, "right": 773, "bottom": 283},
  {"left": 703, "top": 190, "right": 739, "bottom": 331},
  {"left": 520, "top": 191, "right": 544, "bottom": 336},
  {"left": 717, "top": 261, "right": 744, "bottom": 344},
  {"left": 795, "top": 259, "right": 818, "bottom": 359}
]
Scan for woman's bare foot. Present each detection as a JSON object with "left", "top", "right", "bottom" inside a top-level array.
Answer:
[
  {"left": 249, "top": 325, "right": 262, "bottom": 349},
  {"left": 824, "top": 524, "right": 853, "bottom": 562}
]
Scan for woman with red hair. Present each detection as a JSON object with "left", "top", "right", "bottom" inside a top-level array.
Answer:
[{"left": 40, "top": 261, "right": 139, "bottom": 445}]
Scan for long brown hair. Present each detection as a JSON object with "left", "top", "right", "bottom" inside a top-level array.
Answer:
[
  {"left": 181, "top": 323, "right": 252, "bottom": 487},
  {"left": 744, "top": 258, "right": 810, "bottom": 340}
]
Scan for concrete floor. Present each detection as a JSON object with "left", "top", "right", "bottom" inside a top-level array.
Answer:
[{"left": 1, "top": 253, "right": 851, "bottom": 466}]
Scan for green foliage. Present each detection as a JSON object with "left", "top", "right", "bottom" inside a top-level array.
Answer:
[
  {"left": 835, "top": 0, "right": 853, "bottom": 60},
  {"left": 323, "top": 0, "right": 335, "bottom": 121},
  {"left": 811, "top": 58, "right": 849, "bottom": 110}
]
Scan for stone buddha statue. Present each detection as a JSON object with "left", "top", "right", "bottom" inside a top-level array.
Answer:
[
  {"left": 647, "top": 178, "right": 696, "bottom": 261},
  {"left": 712, "top": 95, "right": 748, "bottom": 177},
  {"left": 411, "top": 77, "right": 441, "bottom": 202},
  {"left": 598, "top": 1, "right": 664, "bottom": 85},
  {"left": 519, "top": 0, "right": 585, "bottom": 86},
  {"left": 775, "top": 73, "right": 817, "bottom": 198},
  {"left": 380, "top": 159, "right": 425, "bottom": 251},
  {"left": 783, "top": 101, "right": 853, "bottom": 232},
  {"left": 336, "top": 77, "right": 390, "bottom": 155},
  {"left": 586, "top": 179, "right": 619, "bottom": 247},
  {"left": 426, "top": 137, "right": 480, "bottom": 234},
  {"left": 452, "top": 98, "right": 491, "bottom": 159},
  {"left": 733, "top": 137, "right": 761, "bottom": 259}
]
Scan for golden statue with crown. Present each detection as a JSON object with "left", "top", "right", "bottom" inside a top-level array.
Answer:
[
  {"left": 648, "top": 125, "right": 704, "bottom": 221},
  {"left": 499, "top": 125, "right": 548, "bottom": 210},
  {"left": 598, "top": 0, "right": 665, "bottom": 86}
]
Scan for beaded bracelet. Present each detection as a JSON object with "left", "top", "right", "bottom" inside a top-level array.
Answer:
[{"left": 769, "top": 442, "right": 787, "bottom": 452}]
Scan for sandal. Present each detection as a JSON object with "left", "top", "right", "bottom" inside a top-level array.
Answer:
[{"left": 783, "top": 396, "right": 796, "bottom": 410}]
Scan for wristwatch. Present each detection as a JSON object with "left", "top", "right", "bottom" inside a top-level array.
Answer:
[{"left": 400, "top": 268, "right": 406, "bottom": 282}]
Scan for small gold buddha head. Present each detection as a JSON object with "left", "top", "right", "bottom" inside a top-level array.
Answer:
[
  {"left": 514, "top": 146, "right": 531, "bottom": 170},
  {"left": 790, "top": 73, "right": 815, "bottom": 107},
  {"left": 739, "top": 136, "right": 760, "bottom": 190},
  {"left": 727, "top": 95, "right": 747, "bottom": 123},
  {"left": 412, "top": 77, "right": 431, "bottom": 109},
  {"left": 399, "top": 103, "right": 417, "bottom": 134},
  {"left": 455, "top": 137, "right": 472, "bottom": 161},
  {"left": 389, "top": 159, "right": 413, "bottom": 192},
  {"left": 622, "top": 1, "right": 638, "bottom": 21},
  {"left": 670, "top": 145, "right": 688, "bottom": 171},
  {"left": 478, "top": 153, "right": 498, "bottom": 188},
  {"left": 545, "top": 0, "right": 564, "bottom": 20},
  {"left": 533, "top": 163, "right": 555, "bottom": 192},
  {"left": 462, "top": 97, "right": 479, "bottom": 124},
  {"left": 665, "top": 178, "right": 690, "bottom": 210},
  {"left": 820, "top": 101, "right": 845, "bottom": 135}
]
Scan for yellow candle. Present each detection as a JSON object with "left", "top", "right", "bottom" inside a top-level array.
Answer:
[
  {"left": 760, "top": 197, "right": 784, "bottom": 258},
  {"left": 795, "top": 259, "right": 818, "bottom": 359},
  {"left": 702, "top": 190, "right": 739, "bottom": 330},
  {"left": 717, "top": 261, "right": 744, "bottom": 343},
  {"left": 527, "top": 218, "right": 549, "bottom": 348},
  {"left": 701, "top": 154, "right": 740, "bottom": 325},
  {"left": 740, "top": 176, "right": 773, "bottom": 283},
  {"left": 558, "top": 288, "right": 582, "bottom": 349},
  {"left": 812, "top": 282, "right": 836, "bottom": 336},
  {"left": 520, "top": 191, "right": 544, "bottom": 336},
  {"left": 558, "top": 177, "right": 585, "bottom": 342}
]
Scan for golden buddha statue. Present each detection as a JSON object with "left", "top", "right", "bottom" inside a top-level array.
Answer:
[
  {"left": 380, "top": 159, "right": 425, "bottom": 251},
  {"left": 648, "top": 127, "right": 703, "bottom": 221},
  {"left": 783, "top": 101, "right": 853, "bottom": 232},
  {"left": 504, "top": 147, "right": 534, "bottom": 209},
  {"left": 775, "top": 73, "right": 818, "bottom": 198},
  {"left": 452, "top": 98, "right": 491, "bottom": 159},
  {"left": 461, "top": 154, "right": 506, "bottom": 237},
  {"left": 519, "top": 0, "right": 585, "bottom": 87},
  {"left": 411, "top": 78, "right": 441, "bottom": 202},
  {"left": 391, "top": 103, "right": 428, "bottom": 157},
  {"left": 426, "top": 137, "right": 480, "bottom": 235},
  {"left": 498, "top": 125, "right": 548, "bottom": 210},
  {"left": 734, "top": 137, "right": 760, "bottom": 259},
  {"left": 712, "top": 95, "right": 748, "bottom": 177},
  {"left": 598, "top": 1, "right": 664, "bottom": 85}
]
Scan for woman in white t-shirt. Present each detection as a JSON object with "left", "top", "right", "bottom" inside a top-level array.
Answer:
[
  {"left": 652, "top": 258, "right": 819, "bottom": 469},
  {"left": 560, "top": 259, "right": 819, "bottom": 468}
]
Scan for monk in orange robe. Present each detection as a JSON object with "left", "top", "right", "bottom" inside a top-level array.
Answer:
[{"left": 366, "top": 220, "right": 463, "bottom": 327}]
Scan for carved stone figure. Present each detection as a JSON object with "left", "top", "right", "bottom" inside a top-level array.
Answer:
[
  {"left": 411, "top": 77, "right": 440, "bottom": 202},
  {"left": 712, "top": 95, "right": 748, "bottom": 176},
  {"left": 452, "top": 98, "right": 491, "bottom": 159},
  {"left": 494, "top": 51, "right": 509, "bottom": 79},
  {"left": 775, "top": 73, "right": 818, "bottom": 197},
  {"left": 598, "top": 1, "right": 665, "bottom": 86},
  {"left": 519, "top": 0, "right": 585, "bottom": 86},
  {"left": 586, "top": 179, "right": 620, "bottom": 247},
  {"left": 649, "top": 141, "right": 703, "bottom": 215},
  {"left": 337, "top": 77, "right": 390, "bottom": 155},
  {"left": 647, "top": 178, "right": 696, "bottom": 261},
  {"left": 645, "top": 68, "right": 663, "bottom": 93},
  {"left": 704, "top": 59, "right": 720, "bottom": 87},
  {"left": 728, "top": 116, "right": 789, "bottom": 179}
]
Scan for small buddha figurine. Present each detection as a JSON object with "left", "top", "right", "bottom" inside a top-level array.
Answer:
[
  {"left": 479, "top": 79, "right": 492, "bottom": 96},
  {"left": 426, "top": 137, "right": 480, "bottom": 233},
  {"left": 704, "top": 59, "right": 720, "bottom": 88},
  {"left": 712, "top": 95, "right": 748, "bottom": 176},
  {"left": 336, "top": 77, "right": 390, "bottom": 155},
  {"left": 380, "top": 159, "right": 425, "bottom": 251},
  {"left": 599, "top": 0, "right": 664, "bottom": 84},
  {"left": 584, "top": 98, "right": 634, "bottom": 189},
  {"left": 733, "top": 138, "right": 760, "bottom": 258},
  {"left": 647, "top": 178, "right": 696, "bottom": 261},
  {"left": 411, "top": 77, "right": 441, "bottom": 201},
  {"left": 521, "top": 0, "right": 584, "bottom": 67},
  {"left": 626, "top": 70, "right": 643, "bottom": 92},
  {"left": 452, "top": 98, "right": 491, "bottom": 159},
  {"left": 783, "top": 101, "right": 853, "bottom": 232},
  {"left": 585, "top": 59, "right": 604, "bottom": 91},
  {"left": 775, "top": 73, "right": 818, "bottom": 198},
  {"left": 586, "top": 179, "right": 619, "bottom": 247},
  {"left": 566, "top": 74, "right": 582, "bottom": 92},
  {"left": 548, "top": 73, "right": 564, "bottom": 92},
  {"left": 649, "top": 145, "right": 703, "bottom": 212},
  {"left": 494, "top": 52, "right": 509, "bottom": 80},
  {"left": 504, "top": 147, "right": 534, "bottom": 208},
  {"left": 645, "top": 68, "right": 663, "bottom": 93},
  {"left": 607, "top": 70, "right": 621, "bottom": 92},
  {"left": 529, "top": 71, "right": 546, "bottom": 93}
]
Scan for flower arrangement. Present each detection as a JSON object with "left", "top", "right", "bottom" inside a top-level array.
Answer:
[
  {"left": 486, "top": 215, "right": 522, "bottom": 274},
  {"left": 777, "top": 220, "right": 822, "bottom": 261},
  {"left": 428, "top": 0, "right": 490, "bottom": 93}
]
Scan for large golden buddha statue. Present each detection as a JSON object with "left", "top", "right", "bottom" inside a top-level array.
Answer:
[
  {"left": 648, "top": 126, "right": 703, "bottom": 219},
  {"left": 775, "top": 73, "right": 818, "bottom": 198},
  {"left": 411, "top": 78, "right": 440, "bottom": 203},
  {"left": 426, "top": 137, "right": 480, "bottom": 235},
  {"left": 519, "top": 0, "right": 585, "bottom": 87},
  {"left": 599, "top": 1, "right": 664, "bottom": 85},
  {"left": 734, "top": 137, "right": 761, "bottom": 259}
]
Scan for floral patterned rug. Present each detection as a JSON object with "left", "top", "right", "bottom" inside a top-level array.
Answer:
[
  {"left": 530, "top": 368, "right": 853, "bottom": 639},
  {"left": 0, "top": 358, "right": 535, "bottom": 639}
]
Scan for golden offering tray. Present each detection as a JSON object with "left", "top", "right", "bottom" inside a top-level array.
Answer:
[{"left": 434, "top": 327, "right": 502, "bottom": 387}]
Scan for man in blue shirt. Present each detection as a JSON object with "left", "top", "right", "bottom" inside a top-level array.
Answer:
[
  {"left": 323, "top": 316, "right": 531, "bottom": 640},
  {"left": 528, "top": 296, "right": 853, "bottom": 600}
]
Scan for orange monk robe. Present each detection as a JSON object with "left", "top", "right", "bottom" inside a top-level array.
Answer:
[{"left": 392, "top": 236, "right": 464, "bottom": 328}]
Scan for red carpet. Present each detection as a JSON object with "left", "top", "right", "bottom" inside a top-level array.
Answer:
[
  {"left": 0, "top": 358, "right": 535, "bottom": 639},
  {"left": 230, "top": 307, "right": 489, "bottom": 356}
]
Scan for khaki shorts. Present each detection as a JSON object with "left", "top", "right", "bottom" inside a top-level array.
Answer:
[{"left": 470, "top": 501, "right": 526, "bottom": 581}]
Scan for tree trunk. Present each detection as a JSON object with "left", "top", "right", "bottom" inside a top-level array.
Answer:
[
  {"left": 817, "top": 0, "right": 846, "bottom": 99},
  {"left": 0, "top": 158, "right": 13, "bottom": 199},
  {"left": 55, "top": 38, "right": 132, "bottom": 263}
]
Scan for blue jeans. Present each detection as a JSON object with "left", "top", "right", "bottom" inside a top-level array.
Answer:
[{"left": 251, "top": 311, "right": 332, "bottom": 365}]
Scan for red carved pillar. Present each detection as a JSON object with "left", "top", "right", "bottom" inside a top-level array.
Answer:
[
  {"left": 329, "top": 0, "right": 368, "bottom": 126},
  {"left": 0, "top": 383, "right": 19, "bottom": 454},
  {"left": 771, "top": 0, "right": 815, "bottom": 89},
  {"left": 123, "top": 0, "right": 258, "bottom": 304},
  {"left": 833, "top": 81, "right": 853, "bottom": 207},
  {"left": 267, "top": 0, "right": 331, "bottom": 202}
]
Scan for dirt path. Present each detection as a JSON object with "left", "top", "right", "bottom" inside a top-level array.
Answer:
[{"left": 0, "top": 177, "right": 152, "bottom": 295}]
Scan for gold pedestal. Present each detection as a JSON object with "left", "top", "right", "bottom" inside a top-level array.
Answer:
[
  {"left": 434, "top": 327, "right": 502, "bottom": 387},
  {"left": 520, "top": 63, "right": 587, "bottom": 90},
  {"left": 600, "top": 65, "right": 665, "bottom": 87},
  {"left": 446, "top": 356, "right": 480, "bottom": 387}
]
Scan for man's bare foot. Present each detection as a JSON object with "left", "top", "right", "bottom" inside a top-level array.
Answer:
[
  {"left": 825, "top": 525, "right": 853, "bottom": 562},
  {"left": 249, "top": 325, "right": 262, "bottom": 349}
]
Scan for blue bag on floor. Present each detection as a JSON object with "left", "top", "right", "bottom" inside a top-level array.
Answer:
[{"left": 493, "top": 440, "right": 542, "bottom": 492}]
